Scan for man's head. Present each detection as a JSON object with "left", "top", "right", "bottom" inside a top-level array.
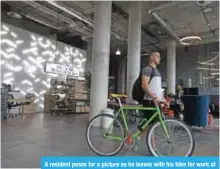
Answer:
[{"left": 149, "top": 52, "right": 161, "bottom": 65}]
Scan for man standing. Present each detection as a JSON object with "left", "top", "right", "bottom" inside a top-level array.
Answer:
[{"left": 140, "top": 52, "right": 168, "bottom": 123}]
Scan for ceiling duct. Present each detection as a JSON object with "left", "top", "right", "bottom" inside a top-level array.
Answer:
[
  {"left": 22, "top": 1, "right": 91, "bottom": 36},
  {"left": 197, "top": 2, "right": 212, "bottom": 32},
  {"left": 149, "top": 3, "right": 183, "bottom": 45},
  {"left": 149, "top": 11, "right": 182, "bottom": 44},
  {"left": 46, "top": 1, "right": 93, "bottom": 27},
  {"left": 147, "top": 22, "right": 167, "bottom": 37},
  {"left": 111, "top": 3, "right": 163, "bottom": 50},
  {"left": 197, "top": 1, "right": 216, "bottom": 7},
  {"left": 23, "top": 1, "right": 74, "bottom": 25},
  {"left": 148, "top": 2, "right": 176, "bottom": 13},
  {"left": 23, "top": 13, "right": 61, "bottom": 30},
  {"left": 45, "top": 1, "right": 127, "bottom": 41}
]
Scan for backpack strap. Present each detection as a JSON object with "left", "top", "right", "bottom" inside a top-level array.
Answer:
[
  {"left": 139, "top": 65, "right": 155, "bottom": 84},
  {"left": 148, "top": 65, "right": 155, "bottom": 84}
]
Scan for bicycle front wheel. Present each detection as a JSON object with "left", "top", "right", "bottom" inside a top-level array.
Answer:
[
  {"left": 86, "top": 114, "right": 125, "bottom": 156},
  {"left": 146, "top": 118, "right": 195, "bottom": 156}
]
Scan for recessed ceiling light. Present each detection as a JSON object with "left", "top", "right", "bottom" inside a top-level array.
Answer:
[
  {"left": 211, "top": 73, "right": 220, "bottom": 76},
  {"left": 81, "top": 36, "right": 93, "bottom": 42},
  {"left": 141, "top": 53, "right": 149, "bottom": 56},
  {"left": 7, "top": 11, "right": 22, "bottom": 19}
]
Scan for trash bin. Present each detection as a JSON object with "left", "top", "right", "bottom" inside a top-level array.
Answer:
[
  {"left": 182, "top": 95, "right": 210, "bottom": 127},
  {"left": 102, "top": 108, "right": 114, "bottom": 133}
]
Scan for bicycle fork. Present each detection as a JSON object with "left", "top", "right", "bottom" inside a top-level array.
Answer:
[{"left": 157, "top": 106, "right": 171, "bottom": 142}]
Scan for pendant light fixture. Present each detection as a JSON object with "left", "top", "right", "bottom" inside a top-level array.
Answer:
[{"left": 116, "top": 46, "right": 121, "bottom": 55}]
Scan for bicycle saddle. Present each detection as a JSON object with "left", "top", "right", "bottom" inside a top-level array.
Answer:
[{"left": 110, "top": 94, "right": 127, "bottom": 98}]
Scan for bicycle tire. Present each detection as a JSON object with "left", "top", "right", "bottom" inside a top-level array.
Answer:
[
  {"left": 86, "top": 114, "right": 125, "bottom": 156},
  {"left": 146, "top": 118, "right": 195, "bottom": 156}
]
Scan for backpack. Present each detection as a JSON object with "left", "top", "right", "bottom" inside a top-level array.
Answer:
[{"left": 132, "top": 66, "right": 154, "bottom": 102}]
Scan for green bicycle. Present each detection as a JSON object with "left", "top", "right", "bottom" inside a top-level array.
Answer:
[{"left": 86, "top": 94, "right": 195, "bottom": 156}]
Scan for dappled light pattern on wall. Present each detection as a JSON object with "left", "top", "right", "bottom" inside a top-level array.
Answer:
[{"left": 1, "top": 23, "right": 86, "bottom": 111}]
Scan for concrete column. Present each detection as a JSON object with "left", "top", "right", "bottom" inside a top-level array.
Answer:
[
  {"left": 117, "top": 57, "right": 126, "bottom": 94},
  {"left": 126, "top": 1, "right": 142, "bottom": 101},
  {"left": 89, "top": 1, "right": 112, "bottom": 123},
  {"left": 85, "top": 43, "right": 92, "bottom": 73},
  {"left": 166, "top": 40, "right": 176, "bottom": 94}
]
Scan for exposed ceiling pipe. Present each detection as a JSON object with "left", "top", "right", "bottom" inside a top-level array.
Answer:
[
  {"left": 149, "top": 2, "right": 176, "bottom": 13},
  {"left": 46, "top": 1, "right": 94, "bottom": 27},
  {"left": 46, "top": 1, "right": 127, "bottom": 41},
  {"left": 23, "top": 1, "right": 74, "bottom": 25},
  {"left": 4, "top": 2, "right": 58, "bottom": 30},
  {"left": 22, "top": 1, "right": 91, "bottom": 36},
  {"left": 83, "top": 7, "right": 94, "bottom": 14},
  {"left": 150, "top": 12, "right": 182, "bottom": 44},
  {"left": 149, "top": 3, "right": 183, "bottom": 44},
  {"left": 111, "top": 3, "right": 160, "bottom": 50},
  {"left": 23, "top": 13, "right": 61, "bottom": 30},
  {"left": 197, "top": 3, "right": 212, "bottom": 32}
]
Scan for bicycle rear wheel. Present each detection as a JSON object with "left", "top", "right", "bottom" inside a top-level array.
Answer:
[
  {"left": 86, "top": 114, "right": 125, "bottom": 156},
  {"left": 146, "top": 118, "right": 195, "bottom": 156}
]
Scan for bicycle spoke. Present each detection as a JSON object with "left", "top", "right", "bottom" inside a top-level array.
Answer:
[
  {"left": 174, "top": 127, "right": 184, "bottom": 137},
  {"left": 170, "top": 145, "right": 176, "bottom": 156},
  {"left": 147, "top": 119, "right": 195, "bottom": 157},
  {"left": 154, "top": 134, "right": 167, "bottom": 142},
  {"left": 175, "top": 140, "right": 190, "bottom": 146},
  {"left": 96, "top": 140, "right": 105, "bottom": 150},
  {"left": 86, "top": 114, "right": 124, "bottom": 156},
  {"left": 91, "top": 134, "right": 103, "bottom": 138},
  {"left": 167, "top": 121, "right": 172, "bottom": 134}
]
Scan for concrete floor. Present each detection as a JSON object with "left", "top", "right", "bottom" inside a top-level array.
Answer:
[{"left": 1, "top": 113, "right": 219, "bottom": 168}]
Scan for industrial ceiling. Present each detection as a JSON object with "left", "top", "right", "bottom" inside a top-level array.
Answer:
[{"left": 1, "top": 1, "right": 219, "bottom": 55}]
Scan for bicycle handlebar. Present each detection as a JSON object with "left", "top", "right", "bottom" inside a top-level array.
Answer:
[{"left": 109, "top": 97, "right": 167, "bottom": 107}]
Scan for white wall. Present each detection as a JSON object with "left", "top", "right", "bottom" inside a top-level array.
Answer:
[{"left": 1, "top": 23, "right": 87, "bottom": 112}]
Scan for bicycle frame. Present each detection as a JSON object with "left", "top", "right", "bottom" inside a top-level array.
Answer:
[{"left": 105, "top": 97, "right": 170, "bottom": 141}]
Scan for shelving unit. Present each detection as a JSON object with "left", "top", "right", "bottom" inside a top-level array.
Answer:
[
  {"left": 1, "top": 88, "right": 9, "bottom": 120},
  {"left": 50, "top": 77, "right": 58, "bottom": 95},
  {"left": 66, "top": 76, "right": 76, "bottom": 101},
  {"left": 45, "top": 76, "right": 90, "bottom": 115},
  {"left": 48, "top": 77, "right": 77, "bottom": 115}
]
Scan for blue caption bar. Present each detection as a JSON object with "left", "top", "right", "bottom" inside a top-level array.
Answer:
[{"left": 41, "top": 156, "right": 219, "bottom": 169}]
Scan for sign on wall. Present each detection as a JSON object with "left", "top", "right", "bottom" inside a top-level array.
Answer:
[{"left": 44, "top": 62, "right": 82, "bottom": 77}]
